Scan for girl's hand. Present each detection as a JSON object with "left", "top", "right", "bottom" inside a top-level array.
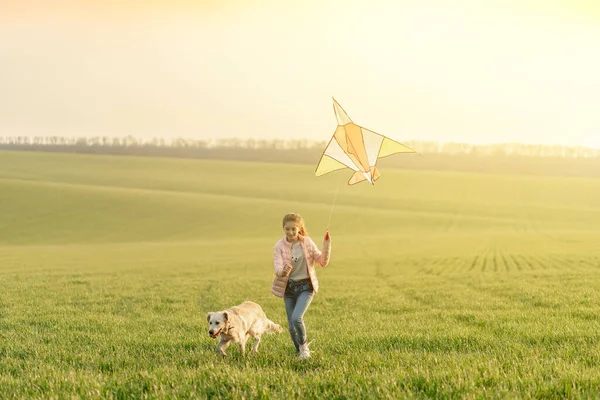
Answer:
[
  {"left": 325, "top": 231, "right": 330, "bottom": 240},
  {"left": 283, "top": 264, "right": 293, "bottom": 275}
]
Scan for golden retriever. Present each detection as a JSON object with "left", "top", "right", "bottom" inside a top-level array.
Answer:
[{"left": 207, "top": 301, "right": 283, "bottom": 357}]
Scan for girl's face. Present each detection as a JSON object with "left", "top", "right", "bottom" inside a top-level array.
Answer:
[{"left": 283, "top": 221, "right": 299, "bottom": 242}]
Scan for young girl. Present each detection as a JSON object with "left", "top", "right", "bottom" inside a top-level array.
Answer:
[{"left": 271, "top": 212, "right": 331, "bottom": 360}]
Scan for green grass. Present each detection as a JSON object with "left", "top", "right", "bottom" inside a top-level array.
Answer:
[{"left": 1, "top": 150, "right": 600, "bottom": 398}]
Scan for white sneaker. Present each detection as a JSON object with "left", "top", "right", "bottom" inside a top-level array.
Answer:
[{"left": 297, "top": 340, "right": 313, "bottom": 360}]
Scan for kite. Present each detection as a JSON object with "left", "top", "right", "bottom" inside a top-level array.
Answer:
[{"left": 315, "top": 98, "right": 419, "bottom": 185}]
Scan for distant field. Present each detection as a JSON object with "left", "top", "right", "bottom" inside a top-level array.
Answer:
[{"left": 1, "top": 150, "right": 600, "bottom": 398}]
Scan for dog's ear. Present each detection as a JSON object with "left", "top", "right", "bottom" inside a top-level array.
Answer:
[
  {"left": 206, "top": 312, "right": 213, "bottom": 323},
  {"left": 223, "top": 311, "right": 229, "bottom": 321}
]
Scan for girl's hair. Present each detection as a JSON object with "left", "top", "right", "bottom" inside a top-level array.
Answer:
[{"left": 282, "top": 213, "right": 308, "bottom": 236}]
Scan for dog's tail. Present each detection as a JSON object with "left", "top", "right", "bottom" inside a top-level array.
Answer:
[{"left": 265, "top": 319, "right": 284, "bottom": 334}]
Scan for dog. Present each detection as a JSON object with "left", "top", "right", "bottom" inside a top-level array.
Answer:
[{"left": 207, "top": 301, "right": 283, "bottom": 357}]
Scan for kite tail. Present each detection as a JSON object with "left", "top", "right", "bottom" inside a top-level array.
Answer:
[{"left": 326, "top": 174, "right": 343, "bottom": 232}]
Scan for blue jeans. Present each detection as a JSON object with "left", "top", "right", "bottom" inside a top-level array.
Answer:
[{"left": 284, "top": 288, "right": 314, "bottom": 352}]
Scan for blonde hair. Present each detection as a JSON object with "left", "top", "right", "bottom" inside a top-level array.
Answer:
[{"left": 282, "top": 213, "right": 308, "bottom": 236}]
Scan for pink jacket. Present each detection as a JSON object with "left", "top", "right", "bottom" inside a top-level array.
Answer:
[{"left": 271, "top": 235, "right": 331, "bottom": 297}]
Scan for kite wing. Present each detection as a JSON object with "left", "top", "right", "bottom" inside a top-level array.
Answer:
[{"left": 315, "top": 98, "right": 419, "bottom": 185}]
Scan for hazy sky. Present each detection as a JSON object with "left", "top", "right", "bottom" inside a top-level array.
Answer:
[{"left": 1, "top": 0, "right": 599, "bottom": 147}]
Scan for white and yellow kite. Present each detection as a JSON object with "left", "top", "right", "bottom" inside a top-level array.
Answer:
[{"left": 315, "top": 98, "right": 419, "bottom": 185}]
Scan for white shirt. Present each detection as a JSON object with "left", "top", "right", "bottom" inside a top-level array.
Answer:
[{"left": 289, "top": 241, "right": 309, "bottom": 280}]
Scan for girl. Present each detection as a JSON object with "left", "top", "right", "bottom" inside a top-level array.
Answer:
[{"left": 271, "top": 212, "right": 331, "bottom": 360}]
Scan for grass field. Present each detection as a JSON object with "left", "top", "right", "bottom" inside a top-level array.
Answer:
[{"left": 1, "top": 150, "right": 600, "bottom": 398}]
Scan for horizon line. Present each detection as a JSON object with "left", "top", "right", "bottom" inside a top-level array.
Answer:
[{"left": 0, "top": 134, "right": 598, "bottom": 150}]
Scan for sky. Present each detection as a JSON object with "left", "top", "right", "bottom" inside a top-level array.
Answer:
[{"left": 1, "top": 0, "right": 599, "bottom": 148}]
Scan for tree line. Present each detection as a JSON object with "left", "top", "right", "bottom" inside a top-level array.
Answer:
[
  {"left": 1, "top": 135, "right": 598, "bottom": 158},
  {"left": 1, "top": 135, "right": 599, "bottom": 179}
]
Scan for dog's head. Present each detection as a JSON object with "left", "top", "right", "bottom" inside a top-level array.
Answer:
[{"left": 206, "top": 311, "right": 229, "bottom": 339}]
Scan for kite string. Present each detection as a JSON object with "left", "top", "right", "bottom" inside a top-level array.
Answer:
[{"left": 326, "top": 173, "right": 343, "bottom": 232}]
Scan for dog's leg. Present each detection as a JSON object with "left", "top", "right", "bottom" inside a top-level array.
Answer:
[
  {"left": 216, "top": 337, "right": 231, "bottom": 358},
  {"left": 251, "top": 335, "right": 262, "bottom": 352},
  {"left": 238, "top": 337, "right": 248, "bottom": 356}
]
